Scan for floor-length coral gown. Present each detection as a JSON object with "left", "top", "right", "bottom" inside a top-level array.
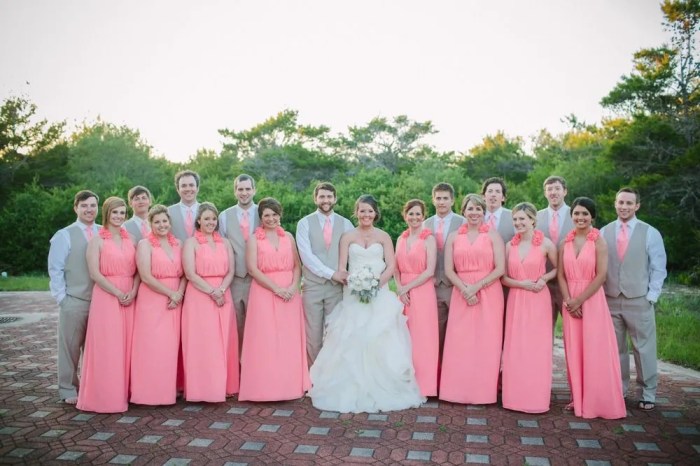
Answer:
[
  {"left": 439, "top": 224, "right": 504, "bottom": 404},
  {"left": 130, "top": 234, "right": 183, "bottom": 405},
  {"left": 502, "top": 230, "right": 552, "bottom": 413},
  {"left": 77, "top": 228, "right": 136, "bottom": 413},
  {"left": 395, "top": 228, "right": 438, "bottom": 397},
  {"left": 238, "top": 227, "right": 310, "bottom": 401},
  {"left": 562, "top": 228, "right": 626, "bottom": 419},
  {"left": 181, "top": 231, "right": 237, "bottom": 402}
]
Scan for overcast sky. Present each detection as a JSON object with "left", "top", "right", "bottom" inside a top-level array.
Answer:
[{"left": 0, "top": 0, "right": 669, "bottom": 162}]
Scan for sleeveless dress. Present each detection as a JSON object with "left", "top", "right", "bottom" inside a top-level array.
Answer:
[
  {"left": 395, "top": 228, "right": 439, "bottom": 397},
  {"left": 562, "top": 228, "right": 626, "bottom": 419},
  {"left": 502, "top": 230, "right": 552, "bottom": 413},
  {"left": 181, "top": 231, "right": 238, "bottom": 402},
  {"left": 439, "top": 224, "right": 504, "bottom": 405},
  {"left": 130, "top": 233, "right": 183, "bottom": 405},
  {"left": 77, "top": 228, "right": 136, "bottom": 413},
  {"left": 309, "top": 242, "right": 425, "bottom": 413},
  {"left": 239, "top": 227, "right": 310, "bottom": 401}
]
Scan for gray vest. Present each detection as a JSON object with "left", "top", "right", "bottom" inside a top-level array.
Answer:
[
  {"left": 496, "top": 208, "right": 516, "bottom": 243},
  {"left": 603, "top": 221, "right": 650, "bottom": 299},
  {"left": 124, "top": 218, "right": 144, "bottom": 245},
  {"left": 301, "top": 213, "right": 346, "bottom": 285},
  {"left": 65, "top": 224, "right": 94, "bottom": 301},
  {"left": 425, "top": 215, "right": 465, "bottom": 286},
  {"left": 168, "top": 204, "right": 188, "bottom": 242},
  {"left": 223, "top": 206, "right": 259, "bottom": 278}
]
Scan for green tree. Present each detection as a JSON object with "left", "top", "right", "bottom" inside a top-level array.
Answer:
[
  {"left": 334, "top": 115, "right": 437, "bottom": 173},
  {"left": 457, "top": 131, "right": 533, "bottom": 186},
  {"left": 0, "top": 96, "right": 66, "bottom": 205}
]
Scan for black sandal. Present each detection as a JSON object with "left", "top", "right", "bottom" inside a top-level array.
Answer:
[{"left": 638, "top": 400, "right": 655, "bottom": 411}]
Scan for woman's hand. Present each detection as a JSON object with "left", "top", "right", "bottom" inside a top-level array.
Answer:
[
  {"left": 564, "top": 297, "right": 583, "bottom": 318},
  {"left": 119, "top": 290, "right": 136, "bottom": 307}
]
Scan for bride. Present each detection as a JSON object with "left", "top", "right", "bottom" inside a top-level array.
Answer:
[{"left": 309, "top": 195, "right": 425, "bottom": 413}]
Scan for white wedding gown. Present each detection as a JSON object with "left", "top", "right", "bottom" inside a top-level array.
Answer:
[{"left": 309, "top": 243, "right": 426, "bottom": 413}]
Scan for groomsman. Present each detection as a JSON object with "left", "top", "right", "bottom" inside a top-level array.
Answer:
[
  {"left": 482, "top": 177, "right": 515, "bottom": 243},
  {"left": 536, "top": 176, "right": 573, "bottom": 327},
  {"left": 602, "top": 187, "right": 667, "bottom": 411},
  {"left": 48, "top": 190, "right": 100, "bottom": 404},
  {"left": 424, "top": 182, "right": 465, "bottom": 357},
  {"left": 219, "top": 174, "right": 259, "bottom": 352},
  {"left": 296, "top": 182, "right": 354, "bottom": 365},
  {"left": 168, "top": 170, "right": 200, "bottom": 241},
  {"left": 124, "top": 185, "right": 153, "bottom": 244}
]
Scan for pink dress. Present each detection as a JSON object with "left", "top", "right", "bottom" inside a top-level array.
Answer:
[
  {"left": 439, "top": 224, "right": 504, "bottom": 404},
  {"left": 562, "top": 228, "right": 626, "bottom": 419},
  {"left": 77, "top": 228, "right": 136, "bottom": 413},
  {"left": 181, "top": 231, "right": 238, "bottom": 402},
  {"left": 130, "top": 233, "right": 183, "bottom": 405},
  {"left": 239, "top": 227, "right": 310, "bottom": 401},
  {"left": 502, "top": 230, "right": 552, "bottom": 413},
  {"left": 395, "top": 228, "right": 438, "bottom": 397}
]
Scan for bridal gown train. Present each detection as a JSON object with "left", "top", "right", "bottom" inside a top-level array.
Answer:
[{"left": 309, "top": 242, "right": 426, "bottom": 413}]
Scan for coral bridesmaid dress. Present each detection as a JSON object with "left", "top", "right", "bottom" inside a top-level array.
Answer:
[
  {"left": 130, "top": 233, "right": 183, "bottom": 405},
  {"left": 77, "top": 227, "right": 136, "bottom": 413},
  {"left": 439, "top": 224, "right": 504, "bottom": 404},
  {"left": 562, "top": 228, "right": 626, "bottom": 419},
  {"left": 181, "top": 231, "right": 238, "bottom": 402},
  {"left": 395, "top": 228, "right": 439, "bottom": 397},
  {"left": 502, "top": 230, "right": 553, "bottom": 413},
  {"left": 239, "top": 227, "right": 310, "bottom": 401}
]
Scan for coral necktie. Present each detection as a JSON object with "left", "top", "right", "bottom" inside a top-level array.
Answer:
[
  {"left": 549, "top": 211, "right": 559, "bottom": 244},
  {"left": 240, "top": 210, "right": 250, "bottom": 241},
  {"left": 85, "top": 227, "right": 93, "bottom": 241},
  {"left": 436, "top": 218, "right": 445, "bottom": 250},
  {"left": 617, "top": 222, "right": 629, "bottom": 261},
  {"left": 488, "top": 214, "right": 497, "bottom": 229},
  {"left": 323, "top": 216, "right": 332, "bottom": 249},
  {"left": 185, "top": 209, "right": 194, "bottom": 237}
]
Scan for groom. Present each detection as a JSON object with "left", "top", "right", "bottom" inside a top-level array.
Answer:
[{"left": 296, "top": 182, "right": 354, "bottom": 365}]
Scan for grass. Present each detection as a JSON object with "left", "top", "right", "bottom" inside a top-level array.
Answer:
[
  {"left": 3, "top": 274, "right": 699, "bottom": 370},
  {"left": 0, "top": 274, "right": 49, "bottom": 292}
]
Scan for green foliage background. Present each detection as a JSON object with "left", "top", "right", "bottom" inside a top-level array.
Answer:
[{"left": 1, "top": 1, "right": 699, "bottom": 284}]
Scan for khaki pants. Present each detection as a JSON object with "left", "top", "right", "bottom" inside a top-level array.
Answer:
[
  {"left": 435, "top": 283, "right": 453, "bottom": 359},
  {"left": 231, "top": 275, "right": 253, "bottom": 356},
  {"left": 57, "top": 295, "right": 90, "bottom": 399},
  {"left": 607, "top": 295, "right": 658, "bottom": 402},
  {"left": 303, "top": 279, "right": 343, "bottom": 366}
]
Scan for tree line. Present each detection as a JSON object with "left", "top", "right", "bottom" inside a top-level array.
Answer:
[{"left": 1, "top": 1, "right": 698, "bottom": 283}]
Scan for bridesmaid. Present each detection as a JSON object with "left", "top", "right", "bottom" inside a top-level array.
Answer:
[
  {"left": 501, "top": 202, "right": 557, "bottom": 413},
  {"left": 439, "top": 194, "right": 505, "bottom": 405},
  {"left": 239, "top": 197, "right": 310, "bottom": 401},
  {"left": 77, "top": 197, "right": 139, "bottom": 413},
  {"left": 558, "top": 197, "right": 626, "bottom": 419},
  {"left": 394, "top": 199, "right": 439, "bottom": 397},
  {"left": 130, "top": 205, "right": 186, "bottom": 405},
  {"left": 181, "top": 202, "right": 238, "bottom": 402}
]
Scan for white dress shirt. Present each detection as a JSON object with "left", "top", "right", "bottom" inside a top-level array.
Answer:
[
  {"left": 48, "top": 221, "right": 100, "bottom": 304},
  {"left": 296, "top": 211, "right": 354, "bottom": 280},
  {"left": 485, "top": 207, "right": 503, "bottom": 226}
]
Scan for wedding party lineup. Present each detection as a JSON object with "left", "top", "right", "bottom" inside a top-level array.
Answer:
[{"left": 48, "top": 171, "right": 667, "bottom": 418}]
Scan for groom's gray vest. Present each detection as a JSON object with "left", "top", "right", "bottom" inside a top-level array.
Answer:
[{"left": 301, "top": 213, "right": 345, "bottom": 285}]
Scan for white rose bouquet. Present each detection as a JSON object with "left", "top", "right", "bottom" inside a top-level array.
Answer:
[{"left": 347, "top": 265, "right": 380, "bottom": 304}]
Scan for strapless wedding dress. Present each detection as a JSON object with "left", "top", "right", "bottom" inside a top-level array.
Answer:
[{"left": 309, "top": 243, "right": 425, "bottom": 413}]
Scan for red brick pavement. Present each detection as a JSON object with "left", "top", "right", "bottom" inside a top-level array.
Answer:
[{"left": 1, "top": 292, "right": 699, "bottom": 465}]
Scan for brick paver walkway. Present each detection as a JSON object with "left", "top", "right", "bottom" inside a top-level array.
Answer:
[{"left": 1, "top": 292, "right": 699, "bottom": 465}]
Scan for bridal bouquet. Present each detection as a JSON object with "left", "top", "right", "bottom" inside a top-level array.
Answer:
[{"left": 348, "top": 266, "right": 379, "bottom": 304}]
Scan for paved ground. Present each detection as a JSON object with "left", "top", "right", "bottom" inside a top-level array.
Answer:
[{"left": 0, "top": 292, "right": 699, "bottom": 465}]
